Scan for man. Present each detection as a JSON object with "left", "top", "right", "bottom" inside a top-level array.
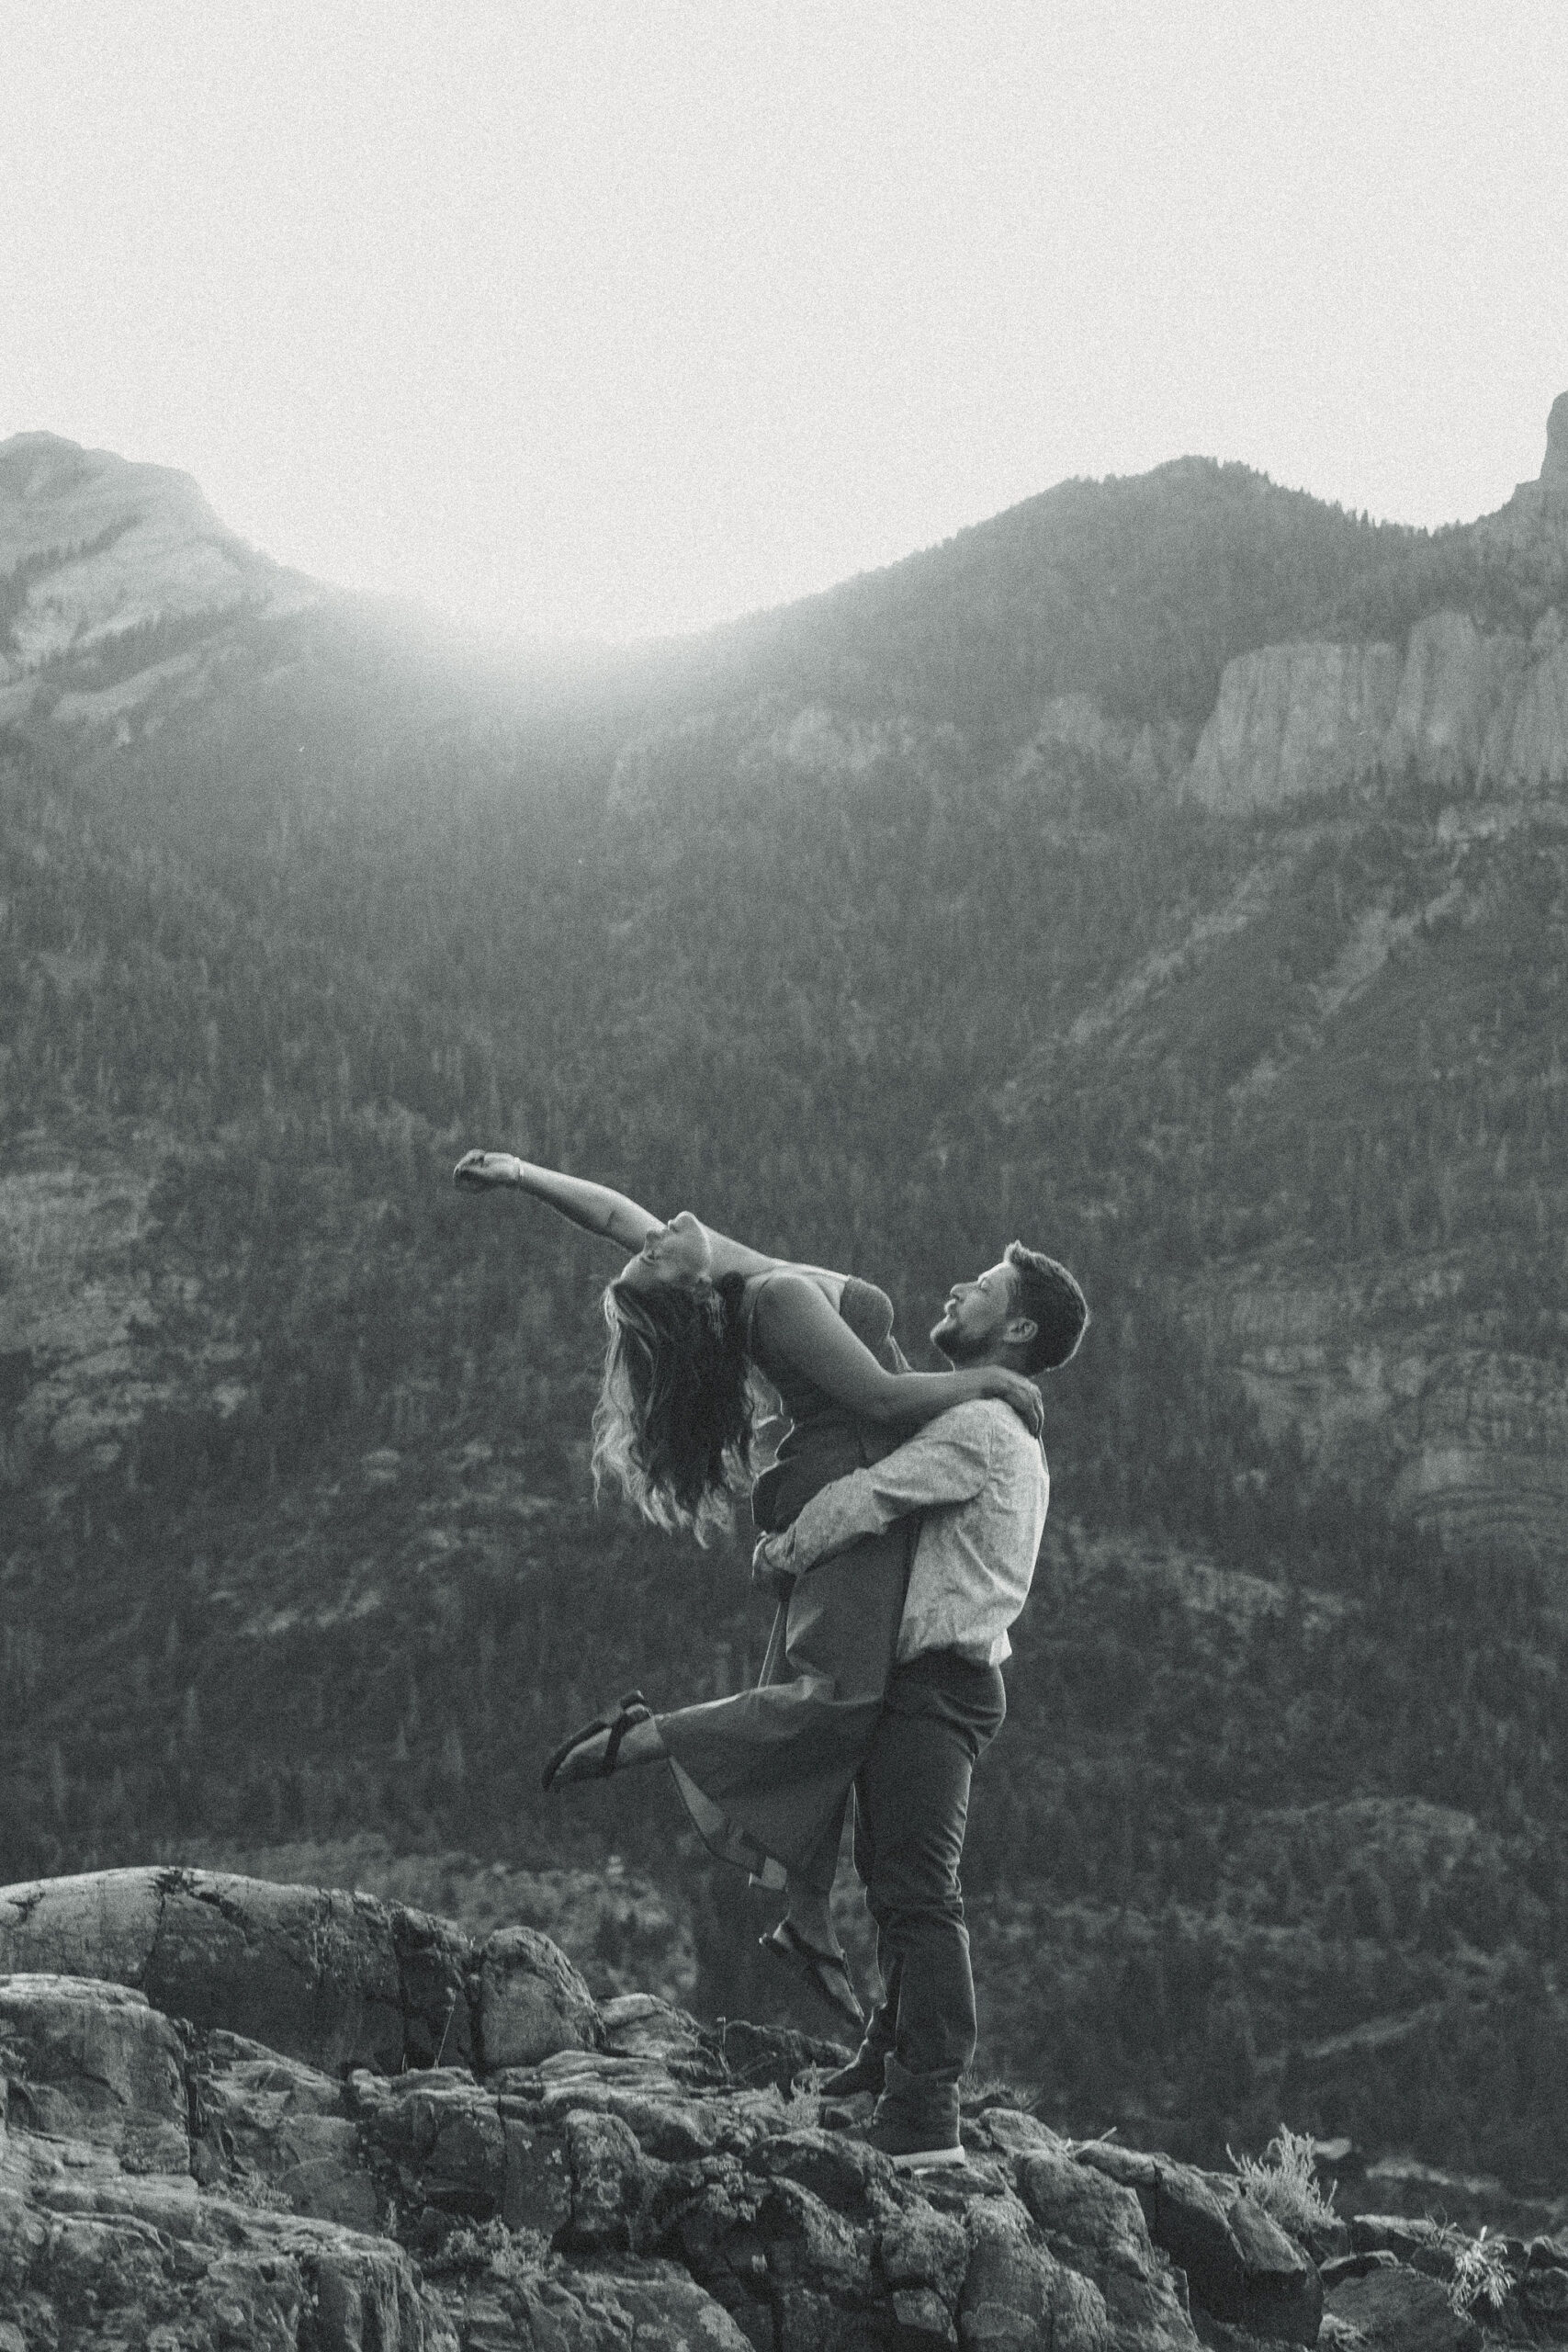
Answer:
[{"left": 753, "top": 1240, "right": 1089, "bottom": 2170}]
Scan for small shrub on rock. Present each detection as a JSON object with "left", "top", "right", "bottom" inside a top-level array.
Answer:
[
  {"left": 1227, "top": 2125, "right": 1337, "bottom": 2236},
  {"left": 1442, "top": 2223, "right": 1511, "bottom": 2318},
  {"left": 427, "top": 2216, "right": 553, "bottom": 2285}
]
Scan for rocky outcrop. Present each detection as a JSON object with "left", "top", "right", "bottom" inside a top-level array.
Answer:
[
  {"left": 1489, "top": 388, "right": 1568, "bottom": 536},
  {"left": 0, "top": 1866, "right": 606, "bottom": 2078},
  {"left": 14, "top": 1863, "right": 1565, "bottom": 2349},
  {"left": 0, "top": 1865, "right": 1336, "bottom": 2352},
  {"left": 1076, "top": 2143, "right": 1322, "bottom": 2343},
  {"left": 1187, "top": 608, "right": 1568, "bottom": 812},
  {"left": 1187, "top": 640, "right": 1401, "bottom": 813}
]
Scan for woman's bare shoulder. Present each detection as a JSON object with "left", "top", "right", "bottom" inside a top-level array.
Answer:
[{"left": 743, "top": 1265, "right": 846, "bottom": 1334}]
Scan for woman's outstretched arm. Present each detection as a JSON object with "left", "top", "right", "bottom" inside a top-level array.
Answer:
[
  {"left": 453, "top": 1151, "right": 661, "bottom": 1251},
  {"left": 754, "top": 1272, "right": 1043, "bottom": 1435}
]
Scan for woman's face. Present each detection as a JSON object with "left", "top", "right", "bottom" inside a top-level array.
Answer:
[{"left": 619, "top": 1210, "right": 715, "bottom": 1295}]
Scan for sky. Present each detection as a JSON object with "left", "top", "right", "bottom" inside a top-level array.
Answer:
[{"left": 4, "top": 2, "right": 1567, "bottom": 642}]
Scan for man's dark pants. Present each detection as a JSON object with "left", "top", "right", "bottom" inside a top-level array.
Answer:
[{"left": 851, "top": 1647, "right": 1006, "bottom": 2134}]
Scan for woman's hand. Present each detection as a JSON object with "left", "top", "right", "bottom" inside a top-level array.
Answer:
[
  {"left": 976, "top": 1366, "right": 1045, "bottom": 1438},
  {"left": 454, "top": 1150, "right": 520, "bottom": 1191}
]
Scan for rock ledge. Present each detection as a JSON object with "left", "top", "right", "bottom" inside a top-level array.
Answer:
[{"left": 0, "top": 1868, "right": 1536, "bottom": 2349}]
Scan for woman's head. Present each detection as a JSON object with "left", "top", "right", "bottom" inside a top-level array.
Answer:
[
  {"left": 617, "top": 1210, "right": 715, "bottom": 1297},
  {"left": 591, "top": 1268, "right": 758, "bottom": 1544}
]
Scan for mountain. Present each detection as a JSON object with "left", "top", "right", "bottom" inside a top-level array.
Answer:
[
  {"left": 3, "top": 407, "right": 1568, "bottom": 2199},
  {"left": 0, "top": 432, "right": 321, "bottom": 744}
]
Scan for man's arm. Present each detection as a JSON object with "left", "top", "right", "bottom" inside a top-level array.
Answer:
[{"left": 754, "top": 1407, "right": 992, "bottom": 1584}]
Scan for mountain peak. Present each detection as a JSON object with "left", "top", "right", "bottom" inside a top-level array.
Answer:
[
  {"left": 0, "top": 431, "right": 320, "bottom": 704},
  {"left": 1543, "top": 390, "right": 1568, "bottom": 490},
  {"left": 0, "top": 431, "right": 229, "bottom": 563}
]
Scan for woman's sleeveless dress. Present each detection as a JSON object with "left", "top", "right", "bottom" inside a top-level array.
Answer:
[{"left": 657, "top": 1275, "right": 915, "bottom": 1894}]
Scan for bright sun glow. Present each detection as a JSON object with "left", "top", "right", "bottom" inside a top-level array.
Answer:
[{"left": 4, "top": 0, "right": 1566, "bottom": 641}]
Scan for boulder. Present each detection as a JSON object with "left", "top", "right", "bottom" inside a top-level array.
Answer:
[
  {"left": 1018, "top": 2144, "right": 1200, "bottom": 2351},
  {"left": 757, "top": 2174, "right": 875, "bottom": 2300},
  {"left": 965, "top": 2107, "right": 1066, "bottom": 2162},
  {"left": 1347, "top": 2213, "right": 1439, "bottom": 2262},
  {"left": 506, "top": 2258, "right": 757, "bottom": 2352},
  {"left": 599, "top": 1990, "right": 715, "bottom": 2067},
  {"left": 716, "top": 2015, "right": 848, "bottom": 2091},
  {"left": 477, "top": 1923, "right": 602, "bottom": 2069},
  {"left": 143, "top": 1872, "right": 406, "bottom": 2071},
  {"left": 563, "top": 2108, "right": 659, "bottom": 2251},
  {"left": 1322, "top": 2248, "right": 1400, "bottom": 2289},
  {"left": 1077, "top": 2143, "right": 1321, "bottom": 2343},
  {"left": 1522, "top": 2263, "right": 1568, "bottom": 2318},
  {"left": 749, "top": 2125, "right": 892, "bottom": 2220},
  {"left": 0, "top": 1974, "right": 188, "bottom": 2173},
  {"left": 0, "top": 1866, "right": 409, "bottom": 2073},
  {"left": 959, "top": 2199, "right": 1057, "bottom": 2351},
  {"left": 0, "top": 1868, "right": 165, "bottom": 1980},
  {"left": 191, "top": 2030, "right": 378, "bottom": 2227},
  {"left": 954, "top": 2197, "right": 1111, "bottom": 2351},
  {"left": 349, "top": 2066, "right": 512, "bottom": 2226},
  {"left": 881, "top": 2199, "right": 971, "bottom": 2305},
  {"left": 1325, "top": 2262, "right": 1482, "bottom": 2350},
  {"left": 388, "top": 1904, "right": 477, "bottom": 2070},
  {"left": 534, "top": 2050, "right": 747, "bottom": 2160},
  {"left": 501, "top": 2109, "right": 573, "bottom": 2238}
]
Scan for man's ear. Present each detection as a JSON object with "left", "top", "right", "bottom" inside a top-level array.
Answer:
[{"left": 1003, "top": 1315, "right": 1038, "bottom": 1351}]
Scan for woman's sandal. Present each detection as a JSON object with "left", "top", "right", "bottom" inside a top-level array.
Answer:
[
  {"left": 540, "top": 1690, "right": 651, "bottom": 1793},
  {"left": 759, "top": 1919, "right": 867, "bottom": 2033}
]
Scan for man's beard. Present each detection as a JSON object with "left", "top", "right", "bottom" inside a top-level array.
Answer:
[{"left": 930, "top": 1313, "right": 986, "bottom": 1364}]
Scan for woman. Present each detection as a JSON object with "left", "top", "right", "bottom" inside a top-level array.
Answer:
[{"left": 453, "top": 1147, "right": 1042, "bottom": 2026}]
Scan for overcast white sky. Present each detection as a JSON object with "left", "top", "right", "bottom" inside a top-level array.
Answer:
[{"left": 4, "top": 2, "right": 1566, "bottom": 640}]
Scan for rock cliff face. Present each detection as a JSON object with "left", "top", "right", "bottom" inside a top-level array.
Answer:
[
  {"left": 14, "top": 1864, "right": 1532, "bottom": 2352},
  {"left": 1495, "top": 387, "right": 1568, "bottom": 524},
  {"left": 1187, "top": 609, "right": 1568, "bottom": 811},
  {"left": 1186, "top": 396, "right": 1568, "bottom": 812},
  {"left": 1183, "top": 1254, "right": 1568, "bottom": 1566}
]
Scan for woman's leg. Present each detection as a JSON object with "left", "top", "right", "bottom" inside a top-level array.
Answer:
[
  {"left": 783, "top": 1876, "right": 838, "bottom": 1955},
  {"left": 657, "top": 1520, "right": 914, "bottom": 1888}
]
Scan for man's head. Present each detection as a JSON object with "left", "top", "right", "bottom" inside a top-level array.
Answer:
[{"left": 931, "top": 1241, "right": 1089, "bottom": 1375}]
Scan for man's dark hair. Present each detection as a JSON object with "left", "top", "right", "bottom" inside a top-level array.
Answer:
[{"left": 1004, "top": 1240, "right": 1089, "bottom": 1374}]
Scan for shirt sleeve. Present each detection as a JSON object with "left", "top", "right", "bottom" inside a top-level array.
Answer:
[{"left": 786, "top": 1408, "right": 994, "bottom": 1571}]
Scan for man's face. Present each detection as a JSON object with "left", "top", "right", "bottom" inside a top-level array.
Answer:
[{"left": 931, "top": 1261, "right": 1020, "bottom": 1363}]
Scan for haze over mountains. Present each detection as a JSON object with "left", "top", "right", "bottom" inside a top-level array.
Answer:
[{"left": 3, "top": 402, "right": 1568, "bottom": 2206}]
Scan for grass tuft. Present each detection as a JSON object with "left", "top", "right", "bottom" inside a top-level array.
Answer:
[
  {"left": 1438, "top": 2224, "right": 1512, "bottom": 2317},
  {"left": 1227, "top": 2125, "right": 1337, "bottom": 2235}
]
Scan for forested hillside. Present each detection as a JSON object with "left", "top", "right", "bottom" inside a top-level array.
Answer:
[{"left": 4, "top": 430, "right": 1568, "bottom": 2212}]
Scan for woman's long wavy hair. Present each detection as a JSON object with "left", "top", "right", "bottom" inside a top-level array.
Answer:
[{"left": 591, "top": 1270, "right": 761, "bottom": 1544}]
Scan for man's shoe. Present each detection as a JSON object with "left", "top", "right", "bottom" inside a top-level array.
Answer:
[
  {"left": 863, "top": 2110, "right": 967, "bottom": 2172},
  {"left": 818, "top": 2048, "right": 888, "bottom": 2099}
]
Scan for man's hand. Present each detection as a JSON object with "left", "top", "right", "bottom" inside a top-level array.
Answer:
[{"left": 751, "top": 1530, "right": 796, "bottom": 1599}]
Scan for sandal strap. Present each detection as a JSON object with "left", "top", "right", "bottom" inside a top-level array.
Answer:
[
  {"left": 600, "top": 1693, "right": 650, "bottom": 1777},
  {"left": 541, "top": 1689, "right": 649, "bottom": 1792},
  {"left": 760, "top": 1923, "right": 866, "bottom": 2027}
]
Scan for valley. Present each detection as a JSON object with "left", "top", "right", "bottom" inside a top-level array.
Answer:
[{"left": 3, "top": 402, "right": 1568, "bottom": 2196}]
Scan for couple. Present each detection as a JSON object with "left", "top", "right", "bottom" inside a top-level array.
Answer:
[{"left": 454, "top": 1147, "right": 1088, "bottom": 2170}]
